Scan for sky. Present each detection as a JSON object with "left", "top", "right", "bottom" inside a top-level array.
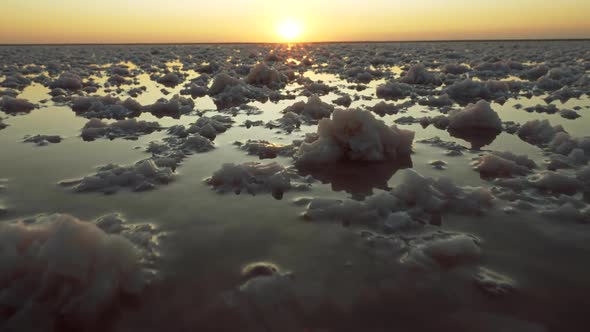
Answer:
[{"left": 0, "top": 0, "right": 589, "bottom": 44}]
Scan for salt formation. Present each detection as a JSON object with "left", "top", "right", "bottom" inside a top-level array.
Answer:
[
  {"left": 418, "top": 94, "right": 454, "bottom": 107},
  {"left": 206, "top": 162, "right": 311, "bottom": 200},
  {"left": 401, "top": 233, "right": 481, "bottom": 269},
  {"left": 343, "top": 66, "right": 384, "bottom": 83},
  {"left": 445, "top": 100, "right": 503, "bottom": 149},
  {"left": 282, "top": 95, "right": 334, "bottom": 122},
  {"left": 294, "top": 108, "right": 414, "bottom": 167},
  {"left": 417, "top": 137, "right": 468, "bottom": 156},
  {"left": 23, "top": 134, "right": 62, "bottom": 146},
  {"left": 236, "top": 140, "right": 296, "bottom": 159},
  {"left": 208, "top": 73, "right": 271, "bottom": 108},
  {"left": 523, "top": 104, "right": 559, "bottom": 114},
  {"left": 156, "top": 72, "right": 184, "bottom": 87},
  {"left": 369, "top": 100, "right": 413, "bottom": 116},
  {"left": 199, "top": 273, "right": 302, "bottom": 332},
  {"left": 442, "top": 63, "right": 470, "bottom": 75},
  {"left": 376, "top": 82, "right": 414, "bottom": 100},
  {"left": 49, "top": 72, "right": 83, "bottom": 90},
  {"left": 0, "top": 96, "right": 35, "bottom": 114},
  {"left": 443, "top": 79, "right": 511, "bottom": 103},
  {"left": 332, "top": 94, "right": 352, "bottom": 107},
  {"left": 72, "top": 95, "right": 143, "bottom": 119},
  {"left": 81, "top": 118, "right": 161, "bottom": 141},
  {"left": 545, "top": 86, "right": 583, "bottom": 103},
  {"left": 245, "top": 62, "right": 288, "bottom": 89},
  {"left": 266, "top": 112, "right": 302, "bottom": 132},
  {"left": 400, "top": 64, "right": 441, "bottom": 85},
  {"left": 180, "top": 83, "right": 207, "bottom": 98},
  {"left": 418, "top": 115, "right": 451, "bottom": 130},
  {"left": 60, "top": 159, "right": 174, "bottom": 193},
  {"left": 139, "top": 117, "right": 230, "bottom": 172},
  {"left": 1, "top": 75, "right": 32, "bottom": 90},
  {"left": 302, "top": 170, "right": 493, "bottom": 229},
  {"left": 473, "top": 151, "right": 536, "bottom": 177},
  {"left": 0, "top": 213, "right": 161, "bottom": 331},
  {"left": 559, "top": 109, "right": 580, "bottom": 120},
  {"left": 146, "top": 134, "right": 215, "bottom": 169},
  {"left": 448, "top": 100, "right": 502, "bottom": 133},
  {"left": 0, "top": 179, "right": 7, "bottom": 216},
  {"left": 166, "top": 115, "right": 232, "bottom": 140},
  {"left": 517, "top": 119, "right": 565, "bottom": 145},
  {"left": 0, "top": 89, "right": 18, "bottom": 97},
  {"left": 528, "top": 171, "right": 581, "bottom": 195},
  {"left": 241, "top": 261, "right": 281, "bottom": 280},
  {"left": 473, "top": 267, "right": 516, "bottom": 296},
  {"left": 148, "top": 95, "right": 194, "bottom": 117}
]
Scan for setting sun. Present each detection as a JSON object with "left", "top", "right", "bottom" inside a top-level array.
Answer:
[{"left": 277, "top": 18, "right": 303, "bottom": 42}]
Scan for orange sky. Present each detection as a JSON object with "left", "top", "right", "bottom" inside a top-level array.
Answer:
[{"left": 0, "top": 0, "right": 589, "bottom": 44}]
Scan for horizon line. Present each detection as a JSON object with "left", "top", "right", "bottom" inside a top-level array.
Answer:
[{"left": 1, "top": 37, "right": 589, "bottom": 47}]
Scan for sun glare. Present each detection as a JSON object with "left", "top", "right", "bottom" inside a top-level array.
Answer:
[{"left": 277, "top": 18, "right": 303, "bottom": 42}]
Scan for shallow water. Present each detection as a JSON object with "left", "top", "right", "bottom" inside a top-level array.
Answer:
[{"left": 1, "top": 41, "right": 590, "bottom": 331}]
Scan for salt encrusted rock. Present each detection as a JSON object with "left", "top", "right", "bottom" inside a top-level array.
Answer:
[{"left": 81, "top": 118, "right": 161, "bottom": 141}]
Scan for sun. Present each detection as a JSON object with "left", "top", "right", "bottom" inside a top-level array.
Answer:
[{"left": 277, "top": 18, "right": 303, "bottom": 42}]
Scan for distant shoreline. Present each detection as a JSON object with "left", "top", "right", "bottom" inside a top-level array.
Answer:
[{"left": 1, "top": 38, "right": 589, "bottom": 47}]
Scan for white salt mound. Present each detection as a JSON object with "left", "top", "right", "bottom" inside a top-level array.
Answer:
[
  {"left": 447, "top": 100, "right": 502, "bottom": 133},
  {"left": 0, "top": 213, "right": 158, "bottom": 331},
  {"left": 294, "top": 108, "right": 414, "bottom": 167}
]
